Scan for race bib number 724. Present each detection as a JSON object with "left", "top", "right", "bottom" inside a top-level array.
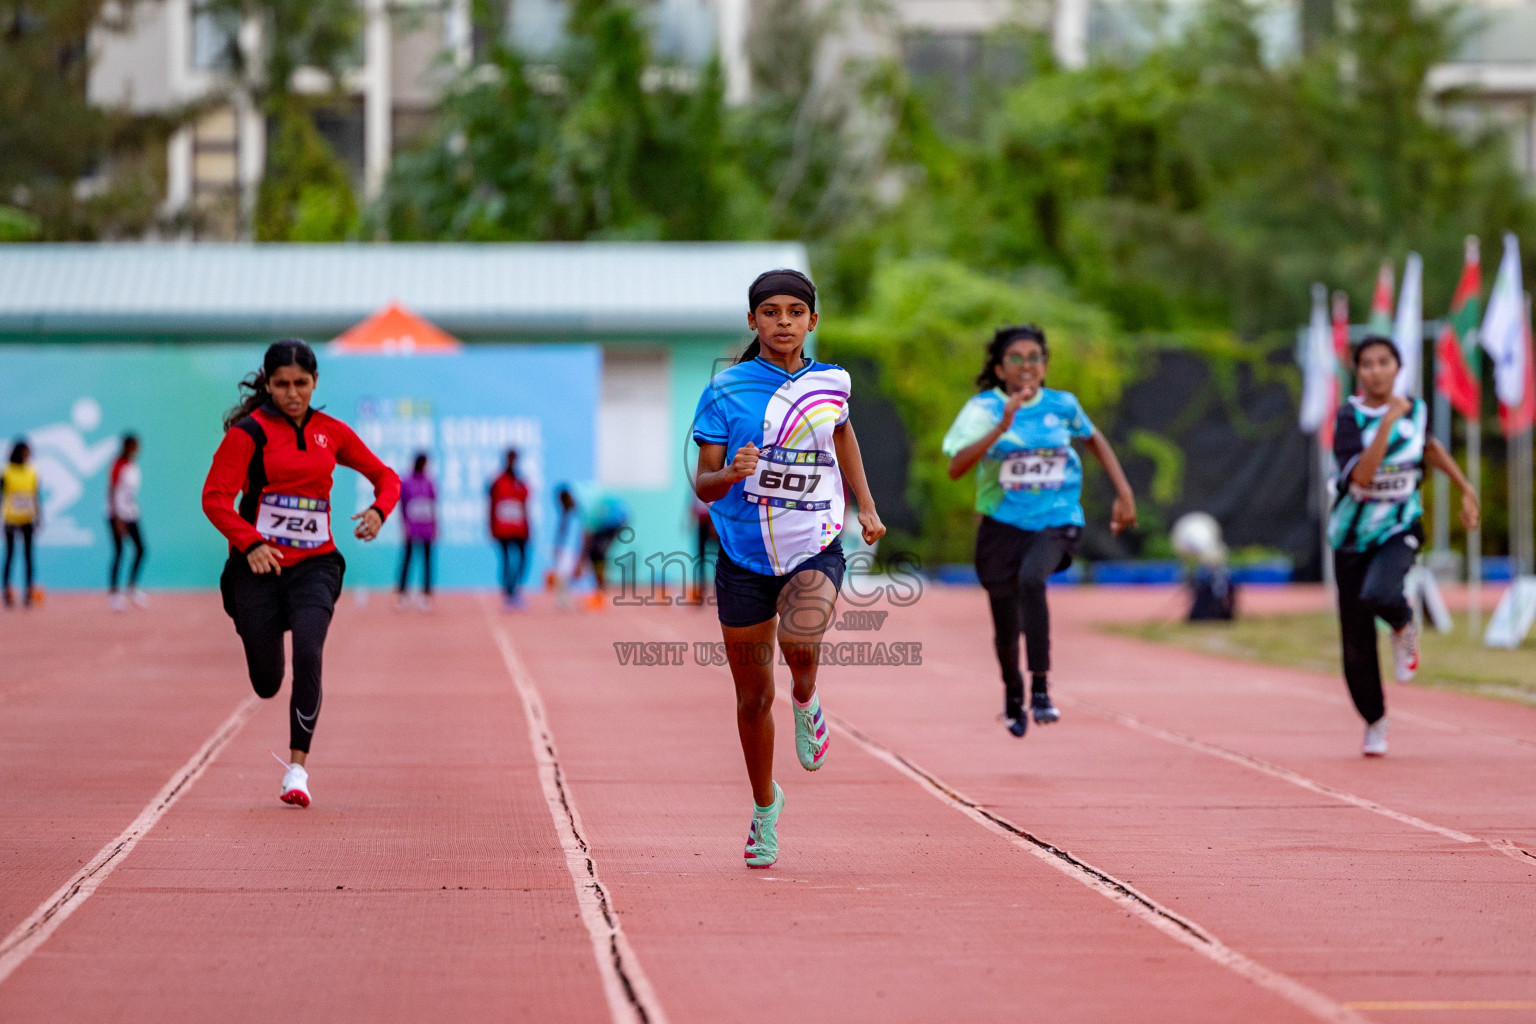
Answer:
[{"left": 258, "top": 493, "right": 331, "bottom": 548}]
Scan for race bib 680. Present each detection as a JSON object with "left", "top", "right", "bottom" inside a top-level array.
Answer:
[
  {"left": 1349, "top": 463, "right": 1420, "bottom": 504},
  {"left": 258, "top": 493, "right": 331, "bottom": 548}
]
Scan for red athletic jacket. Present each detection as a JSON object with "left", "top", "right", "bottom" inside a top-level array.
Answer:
[
  {"left": 488, "top": 472, "right": 530, "bottom": 540},
  {"left": 202, "top": 403, "right": 400, "bottom": 565}
]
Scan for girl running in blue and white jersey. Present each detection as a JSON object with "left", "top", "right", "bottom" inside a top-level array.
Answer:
[
  {"left": 692, "top": 268, "right": 885, "bottom": 868},
  {"left": 943, "top": 325, "right": 1137, "bottom": 737},
  {"left": 1329, "top": 335, "right": 1478, "bottom": 757}
]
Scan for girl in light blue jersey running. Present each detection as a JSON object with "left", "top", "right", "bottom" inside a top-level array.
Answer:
[
  {"left": 944, "top": 325, "right": 1137, "bottom": 737},
  {"left": 692, "top": 268, "right": 886, "bottom": 868}
]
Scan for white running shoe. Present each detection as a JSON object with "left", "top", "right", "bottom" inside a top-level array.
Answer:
[
  {"left": 109, "top": 593, "right": 126, "bottom": 612},
  {"left": 1362, "top": 717, "right": 1389, "bottom": 757},
  {"left": 130, "top": 587, "right": 149, "bottom": 608},
  {"left": 1390, "top": 621, "right": 1419, "bottom": 682},
  {"left": 280, "top": 763, "right": 311, "bottom": 807},
  {"left": 416, "top": 594, "right": 433, "bottom": 612}
]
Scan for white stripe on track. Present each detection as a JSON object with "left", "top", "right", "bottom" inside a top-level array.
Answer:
[
  {"left": 1076, "top": 700, "right": 1536, "bottom": 864},
  {"left": 484, "top": 607, "right": 670, "bottom": 1024},
  {"left": 0, "top": 695, "right": 260, "bottom": 987},
  {"left": 828, "top": 713, "right": 1373, "bottom": 1024}
]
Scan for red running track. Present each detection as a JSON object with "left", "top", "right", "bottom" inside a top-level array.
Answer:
[{"left": 0, "top": 585, "right": 1533, "bottom": 1023}]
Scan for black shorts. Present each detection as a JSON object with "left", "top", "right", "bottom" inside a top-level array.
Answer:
[
  {"left": 219, "top": 550, "right": 345, "bottom": 634},
  {"left": 585, "top": 526, "right": 623, "bottom": 566},
  {"left": 714, "top": 537, "right": 846, "bottom": 628},
  {"left": 974, "top": 517, "right": 1080, "bottom": 591}
]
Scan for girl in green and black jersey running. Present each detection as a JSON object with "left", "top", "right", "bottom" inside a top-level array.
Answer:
[{"left": 1329, "top": 335, "right": 1479, "bottom": 757}]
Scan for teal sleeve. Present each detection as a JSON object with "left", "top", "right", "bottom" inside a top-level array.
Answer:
[
  {"left": 941, "top": 398, "right": 998, "bottom": 457},
  {"left": 1068, "top": 395, "right": 1096, "bottom": 439}
]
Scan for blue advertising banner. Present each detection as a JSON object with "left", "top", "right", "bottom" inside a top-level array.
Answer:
[{"left": 0, "top": 344, "right": 598, "bottom": 590}]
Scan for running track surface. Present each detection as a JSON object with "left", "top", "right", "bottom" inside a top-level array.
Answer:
[{"left": 1, "top": 585, "right": 1533, "bottom": 1023}]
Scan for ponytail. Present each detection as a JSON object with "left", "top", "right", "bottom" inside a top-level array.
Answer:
[
  {"left": 223, "top": 369, "right": 270, "bottom": 431},
  {"left": 222, "top": 338, "right": 319, "bottom": 431},
  {"left": 736, "top": 338, "right": 762, "bottom": 364}
]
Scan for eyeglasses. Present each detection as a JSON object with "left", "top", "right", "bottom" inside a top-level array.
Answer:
[{"left": 1004, "top": 354, "right": 1045, "bottom": 367}]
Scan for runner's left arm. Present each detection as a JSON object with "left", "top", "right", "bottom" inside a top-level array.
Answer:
[
  {"left": 333, "top": 423, "right": 402, "bottom": 541},
  {"left": 833, "top": 420, "right": 886, "bottom": 545},
  {"left": 1424, "top": 437, "right": 1481, "bottom": 530},
  {"left": 1082, "top": 431, "right": 1138, "bottom": 535}
]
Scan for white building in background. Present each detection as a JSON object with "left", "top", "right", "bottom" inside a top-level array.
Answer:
[{"left": 84, "top": 0, "right": 1536, "bottom": 238}]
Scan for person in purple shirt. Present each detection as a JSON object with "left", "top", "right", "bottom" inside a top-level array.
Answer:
[{"left": 397, "top": 452, "right": 437, "bottom": 611}]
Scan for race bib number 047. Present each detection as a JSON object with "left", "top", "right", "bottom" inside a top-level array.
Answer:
[
  {"left": 1000, "top": 448, "right": 1069, "bottom": 490},
  {"left": 258, "top": 493, "right": 331, "bottom": 548},
  {"left": 744, "top": 446, "right": 838, "bottom": 511}
]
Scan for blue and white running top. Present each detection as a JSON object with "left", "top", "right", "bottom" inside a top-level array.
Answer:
[
  {"left": 941, "top": 387, "right": 1096, "bottom": 531},
  {"left": 692, "top": 356, "right": 851, "bottom": 575}
]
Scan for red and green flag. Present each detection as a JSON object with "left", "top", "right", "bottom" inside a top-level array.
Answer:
[
  {"left": 1435, "top": 237, "right": 1483, "bottom": 419},
  {"left": 1368, "top": 261, "right": 1395, "bottom": 336}
]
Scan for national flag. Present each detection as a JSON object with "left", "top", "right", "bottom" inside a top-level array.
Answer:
[
  {"left": 1499, "top": 293, "right": 1536, "bottom": 436},
  {"left": 1368, "top": 260, "right": 1395, "bottom": 336},
  {"left": 1327, "top": 290, "right": 1351, "bottom": 443},
  {"left": 1480, "top": 232, "right": 1526, "bottom": 409},
  {"left": 1434, "top": 236, "right": 1482, "bottom": 419},
  {"left": 1300, "top": 283, "right": 1335, "bottom": 435},
  {"left": 1392, "top": 252, "right": 1423, "bottom": 397}
]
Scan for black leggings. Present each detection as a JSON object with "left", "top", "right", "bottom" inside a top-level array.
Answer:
[
  {"left": 976, "top": 517, "right": 1078, "bottom": 717},
  {"left": 109, "top": 520, "right": 145, "bottom": 592},
  {"left": 1334, "top": 532, "right": 1417, "bottom": 726},
  {"left": 220, "top": 552, "right": 344, "bottom": 753},
  {"left": 3, "top": 523, "right": 33, "bottom": 592},
  {"left": 398, "top": 539, "right": 433, "bottom": 595}
]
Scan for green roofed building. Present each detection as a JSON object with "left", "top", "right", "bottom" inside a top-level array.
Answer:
[{"left": 0, "top": 242, "right": 808, "bottom": 591}]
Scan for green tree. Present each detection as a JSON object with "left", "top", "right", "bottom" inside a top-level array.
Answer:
[
  {"left": 0, "top": 1, "right": 176, "bottom": 239},
  {"left": 204, "top": 0, "right": 363, "bottom": 239}
]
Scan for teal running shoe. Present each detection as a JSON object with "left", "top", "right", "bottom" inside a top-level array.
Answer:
[
  {"left": 793, "top": 692, "right": 829, "bottom": 771},
  {"left": 743, "top": 782, "right": 784, "bottom": 868}
]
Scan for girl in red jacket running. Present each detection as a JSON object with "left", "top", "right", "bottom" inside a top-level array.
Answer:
[{"left": 202, "top": 340, "right": 400, "bottom": 807}]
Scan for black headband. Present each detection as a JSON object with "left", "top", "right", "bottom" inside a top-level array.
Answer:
[{"left": 749, "top": 271, "right": 816, "bottom": 312}]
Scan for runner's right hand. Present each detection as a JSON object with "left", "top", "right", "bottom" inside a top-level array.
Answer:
[
  {"left": 247, "top": 544, "right": 283, "bottom": 575},
  {"left": 1386, "top": 395, "right": 1413, "bottom": 419},
  {"left": 730, "top": 442, "right": 761, "bottom": 482},
  {"left": 999, "top": 390, "right": 1028, "bottom": 430}
]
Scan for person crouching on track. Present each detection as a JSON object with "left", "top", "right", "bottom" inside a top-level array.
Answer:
[
  {"left": 692, "top": 268, "right": 886, "bottom": 869},
  {"left": 942, "top": 325, "right": 1137, "bottom": 738},
  {"left": 1329, "top": 335, "right": 1478, "bottom": 757},
  {"left": 552, "top": 483, "right": 630, "bottom": 611},
  {"left": 202, "top": 339, "right": 401, "bottom": 807}
]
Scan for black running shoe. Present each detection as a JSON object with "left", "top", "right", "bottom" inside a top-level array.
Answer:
[
  {"left": 1005, "top": 714, "right": 1028, "bottom": 737},
  {"left": 1031, "top": 691, "right": 1060, "bottom": 725}
]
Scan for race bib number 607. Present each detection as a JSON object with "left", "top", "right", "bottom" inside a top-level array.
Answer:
[
  {"left": 258, "top": 493, "right": 331, "bottom": 548},
  {"left": 744, "top": 446, "right": 838, "bottom": 511}
]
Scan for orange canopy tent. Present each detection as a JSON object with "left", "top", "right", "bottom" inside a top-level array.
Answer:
[{"left": 330, "top": 302, "right": 462, "bottom": 355}]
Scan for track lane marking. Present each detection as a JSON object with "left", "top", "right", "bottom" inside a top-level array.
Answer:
[
  {"left": 484, "top": 604, "right": 670, "bottom": 1024},
  {"left": 1076, "top": 700, "right": 1536, "bottom": 864},
  {"left": 0, "top": 695, "right": 260, "bottom": 987},
  {"left": 1344, "top": 1002, "right": 1536, "bottom": 1011},
  {"left": 827, "top": 712, "right": 1372, "bottom": 1024}
]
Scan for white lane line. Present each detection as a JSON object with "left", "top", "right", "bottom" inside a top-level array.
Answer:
[
  {"left": 485, "top": 607, "right": 670, "bottom": 1024},
  {"left": 1077, "top": 700, "right": 1536, "bottom": 865},
  {"left": 0, "top": 695, "right": 260, "bottom": 986},
  {"left": 828, "top": 713, "right": 1372, "bottom": 1024}
]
